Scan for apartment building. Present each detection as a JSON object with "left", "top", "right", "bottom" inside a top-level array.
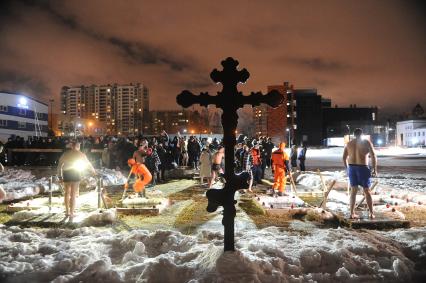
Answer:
[{"left": 60, "top": 83, "right": 149, "bottom": 136}]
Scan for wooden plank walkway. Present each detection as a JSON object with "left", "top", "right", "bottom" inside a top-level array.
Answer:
[
  {"left": 332, "top": 210, "right": 410, "bottom": 229},
  {"left": 6, "top": 212, "right": 78, "bottom": 228}
]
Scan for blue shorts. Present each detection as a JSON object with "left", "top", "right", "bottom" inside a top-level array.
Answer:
[{"left": 347, "top": 164, "right": 371, "bottom": 188}]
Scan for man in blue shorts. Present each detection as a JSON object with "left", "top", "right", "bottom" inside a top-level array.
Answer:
[{"left": 343, "top": 128, "right": 377, "bottom": 219}]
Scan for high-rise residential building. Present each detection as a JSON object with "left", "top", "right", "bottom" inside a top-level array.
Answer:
[
  {"left": 253, "top": 82, "right": 295, "bottom": 143},
  {"left": 150, "top": 110, "right": 190, "bottom": 135},
  {"left": 292, "top": 89, "right": 324, "bottom": 145},
  {"left": 60, "top": 83, "right": 149, "bottom": 135}
]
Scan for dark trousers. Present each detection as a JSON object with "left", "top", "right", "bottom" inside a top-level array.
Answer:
[
  {"left": 192, "top": 156, "right": 199, "bottom": 169},
  {"left": 251, "top": 165, "right": 262, "bottom": 185},
  {"left": 261, "top": 162, "right": 267, "bottom": 179},
  {"left": 266, "top": 156, "right": 272, "bottom": 167},
  {"left": 299, "top": 159, "right": 306, "bottom": 171},
  {"left": 157, "top": 166, "right": 166, "bottom": 182}
]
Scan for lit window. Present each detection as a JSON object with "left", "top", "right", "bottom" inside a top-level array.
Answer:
[{"left": 372, "top": 113, "right": 376, "bottom": 121}]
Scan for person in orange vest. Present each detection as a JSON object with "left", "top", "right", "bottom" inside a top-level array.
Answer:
[
  {"left": 122, "top": 158, "right": 152, "bottom": 199},
  {"left": 270, "top": 142, "right": 290, "bottom": 196}
]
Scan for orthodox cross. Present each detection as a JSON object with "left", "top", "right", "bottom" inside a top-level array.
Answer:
[{"left": 176, "top": 57, "right": 283, "bottom": 251}]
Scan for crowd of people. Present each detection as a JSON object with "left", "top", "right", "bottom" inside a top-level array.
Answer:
[
  {"left": 1, "top": 127, "right": 379, "bottom": 220},
  {"left": 0, "top": 132, "right": 309, "bottom": 192}
]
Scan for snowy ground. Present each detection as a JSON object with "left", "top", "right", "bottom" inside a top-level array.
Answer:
[
  {"left": 295, "top": 170, "right": 426, "bottom": 218},
  {"left": 0, "top": 168, "right": 126, "bottom": 203},
  {"left": 0, "top": 149, "right": 425, "bottom": 282},
  {"left": 0, "top": 222, "right": 424, "bottom": 283}
]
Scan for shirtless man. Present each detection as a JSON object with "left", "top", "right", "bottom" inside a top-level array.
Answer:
[
  {"left": 343, "top": 128, "right": 377, "bottom": 219},
  {"left": 133, "top": 141, "right": 148, "bottom": 164},
  {"left": 209, "top": 146, "right": 224, "bottom": 188},
  {"left": 58, "top": 141, "right": 96, "bottom": 219}
]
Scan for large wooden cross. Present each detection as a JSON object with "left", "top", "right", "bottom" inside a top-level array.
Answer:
[{"left": 177, "top": 57, "right": 283, "bottom": 251}]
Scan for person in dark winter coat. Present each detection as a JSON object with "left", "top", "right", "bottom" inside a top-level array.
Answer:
[
  {"left": 187, "top": 136, "right": 201, "bottom": 170},
  {"left": 260, "top": 145, "right": 268, "bottom": 179},
  {"left": 145, "top": 146, "right": 161, "bottom": 186},
  {"left": 298, "top": 143, "right": 307, "bottom": 172},
  {"left": 156, "top": 143, "right": 168, "bottom": 183},
  {"left": 263, "top": 138, "right": 274, "bottom": 168}
]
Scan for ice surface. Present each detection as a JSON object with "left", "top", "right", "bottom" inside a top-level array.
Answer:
[
  {"left": 0, "top": 222, "right": 424, "bottom": 282},
  {"left": 307, "top": 147, "right": 426, "bottom": 158}
]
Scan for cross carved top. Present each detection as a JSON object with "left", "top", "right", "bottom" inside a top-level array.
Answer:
[{"left": 177, "top": 57, "right": 283, "bottom": 110}]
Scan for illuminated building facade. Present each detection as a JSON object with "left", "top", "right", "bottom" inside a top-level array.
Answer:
[
  {"left": 0, "top": 91, "right": 48, "bottom": 142},
  {"left": 396, "top": 119, "right": 426, "bottom": 147},
  {"left": 60, "top": 83, "right": 149, "bottom": 135},
  {"left": 150, "top": 110, "right": 190, "bottom": 135}
]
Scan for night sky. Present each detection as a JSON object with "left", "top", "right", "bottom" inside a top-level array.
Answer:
[{"left": 0, "top": 0, "right": 425, "bottom": 114}]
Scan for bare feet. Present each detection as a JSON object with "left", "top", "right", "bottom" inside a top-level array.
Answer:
[
  {"left": 369, "top": 213, "right": 375, "bottom": 219},
  {"left": 349, "top": 213, "right": 360, "bottom": 219}
]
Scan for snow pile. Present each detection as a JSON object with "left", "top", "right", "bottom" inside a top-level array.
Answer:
[
  {"left": 0, "top": 168, "right": 60, "bottom": 203},
  {"left": 380, "top": 227, "right": 426, "bottom": 261},
  {"left": 296, "top": 171, "right": 345, "bottom": 189},
  {"left": 81, "top": 209, "right": 117, "bottom": 226},
  {"left": 0, "top": 222, "right": 423, "bottom": 282},
  {"left": 84, "top": 168, "right": 127, "bottom": 187}
]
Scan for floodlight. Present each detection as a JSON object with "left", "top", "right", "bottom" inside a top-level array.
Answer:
[
  {"left": 73, "top": 159, "right": 87, "bottom": 172},
  {"left": 19, "top": 97, "right": 27, "bottom": 105}
]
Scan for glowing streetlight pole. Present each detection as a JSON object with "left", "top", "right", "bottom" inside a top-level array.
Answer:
[{"left": 286, "top": 128, "right": 290, "bottom": 147}]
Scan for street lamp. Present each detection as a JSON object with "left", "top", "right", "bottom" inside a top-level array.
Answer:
[
  {"left": 49, "top": 99, "right": 54, "bottom": 131},
  {"left": 286, "top": 128, "right": 291, "bottom": 147}
]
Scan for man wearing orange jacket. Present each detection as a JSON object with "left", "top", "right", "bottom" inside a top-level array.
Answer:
[
  {"left": 271, "top": 142, "right": 290, "bottom": 196},
  {"left": 122, "top": 158, "right": 152, "bottom": 199}
]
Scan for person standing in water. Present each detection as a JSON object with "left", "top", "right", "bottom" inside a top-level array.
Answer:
[
  {"left": 57, "top": 141, "right": 96, "bottom": 219},
  {"left": 343, "top": 128, "right": 377, "bottom": 219}
]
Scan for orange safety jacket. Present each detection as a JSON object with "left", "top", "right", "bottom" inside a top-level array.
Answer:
[{"left": 271, "top": 143, "right": 289, "bottom": 169}]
